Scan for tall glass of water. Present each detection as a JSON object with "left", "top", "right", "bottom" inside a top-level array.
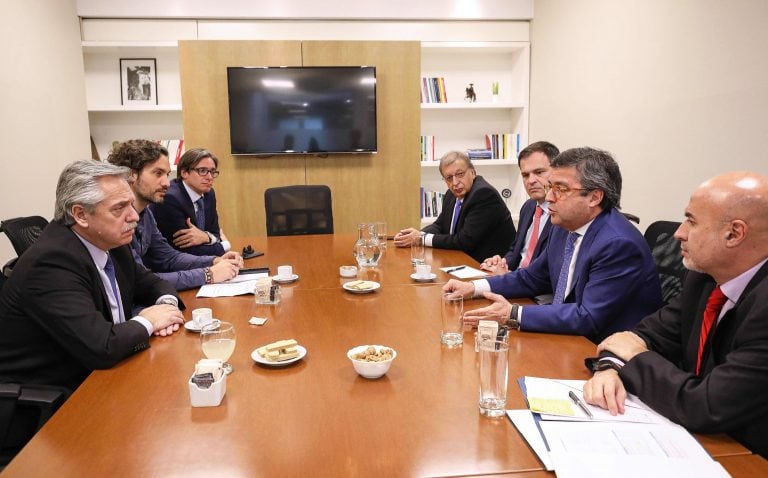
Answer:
[
  {"left": 440, "top": 293, "right": 464, "bottom": 346},
  {"left": 478, "top": 339, "right": 509, "bottom": 417},
  {"left": 201, "top": 321, "right": 236, "bottom": 374},
  {"left": 411, "top": 233, "right": 426, "bottom": 265}
]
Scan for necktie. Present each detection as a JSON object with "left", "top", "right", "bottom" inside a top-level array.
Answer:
[
  {"left": 450, "top": 200, "right": 462, "bottom": 234},
  {"left": 553, "top": 232, "right": 579, "bottom": 305},
  {"left": 104, "top": 254, "right": 124, "bottom": 324},
  {"left": 695, "top": 286, "right": 728, "bottom": 375},
  {"left": 195, "top": 197, "right": 205, "bottom": 229},
  {"left": 520, "top": 205, "right": 543, "bottom": 269}
]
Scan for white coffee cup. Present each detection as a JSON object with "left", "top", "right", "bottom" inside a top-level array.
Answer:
[
  {"left": 415, "top": 264, "right": 432, "bottom": 279},
  {"left": 277, "top": 265, "right": 293, "bottom": 279},
  {"left": 192, "top": 308, "right": 213, "bottom": 328}
]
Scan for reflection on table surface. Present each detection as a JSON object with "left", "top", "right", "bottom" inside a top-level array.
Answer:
[{"left": 2, "top": 234, "right": 754, "bottom": 477}]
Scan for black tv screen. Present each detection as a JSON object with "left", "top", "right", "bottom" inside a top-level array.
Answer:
[{"left": 227, "top": 66, "right": 377, "bottom": 155}]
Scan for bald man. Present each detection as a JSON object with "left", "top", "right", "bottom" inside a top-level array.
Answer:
[{"left": 583, "top": 171, "right": 768, "bottom": 458}]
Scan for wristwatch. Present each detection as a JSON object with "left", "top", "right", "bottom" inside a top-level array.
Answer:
[{"left": 505, "top": 303, "right": 520, "bottom": 330}]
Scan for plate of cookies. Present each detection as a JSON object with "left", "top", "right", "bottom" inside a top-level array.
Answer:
[
  {"left": 342, "top": 280, "right": 381, "bottom": 294},
  {"left": 251, "top": 339, "right": 307, "bottom": 366}
]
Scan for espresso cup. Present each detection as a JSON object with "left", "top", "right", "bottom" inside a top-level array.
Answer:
[
  {"left": 277, "top": 265, "right": 293, "bottom": 279},
  {"left": 415, "top": 264, "right": 432, "bottom": 279},
  {"left": 192, "top": 308, "right": 213, "bottom": 328}
]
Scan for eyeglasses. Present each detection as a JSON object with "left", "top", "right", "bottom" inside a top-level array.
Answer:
[
  {"left": 543, "top": 183, "right": 588, "bottom": 200},
  {"left": 191, "top": 167, "right": 220, "bottom": 178},
  {"left": 443, "top": 169, "right": 468, "bottom": 184}
]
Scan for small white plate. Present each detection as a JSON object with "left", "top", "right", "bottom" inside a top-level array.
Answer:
[
  {"left": 251, "top": 345, "right": 307, "bottom": 366},
  {"left": 272, "top": 274, "right": 299, "bottom": 284},
  {"left": 410, "top": 272, "right": 437, "bottom": 282},
  {"left": 183, "top": 319, "right": 220, "bottom": 333},
  {"left": 342, "top": 281, "right": 381, "bottom": 294}
]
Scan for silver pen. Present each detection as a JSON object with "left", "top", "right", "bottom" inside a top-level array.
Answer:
[{"left": 569, "top": 390, "right": 593, "bottom": 419}]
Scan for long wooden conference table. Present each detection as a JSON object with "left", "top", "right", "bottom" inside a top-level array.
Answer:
[{"left": 3, "top": 234, "right": 765, "bottom": 477}]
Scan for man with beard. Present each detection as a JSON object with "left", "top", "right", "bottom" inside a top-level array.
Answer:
[{"left": 107, "top": 140, "right": 242, "bottom": 290}]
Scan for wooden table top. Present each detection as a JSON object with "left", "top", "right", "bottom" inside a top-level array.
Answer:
[{"left": 2, "top": 234, "right": 754, "bottom": 477}]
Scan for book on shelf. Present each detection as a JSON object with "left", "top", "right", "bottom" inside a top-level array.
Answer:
[
  {"left": 483, "top": 133, "right": 521, "bottom": 160},
  {"left": 420, "top": 187, "right": 445, "bottom": 219},
  {"left": 156, "top": 139, "right": 185, "bottom": 167},
  {"left": 467, "top": 148, "right": 493, "bottom": 160},
  {"left": 420, "top": 135, "right": 436, "bottom": 162},
  {"left": 420, "top": 77, "right": 447, "bottom": 104}
]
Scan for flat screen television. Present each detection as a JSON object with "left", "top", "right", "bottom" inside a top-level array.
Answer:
[{"left": 227, "top": 66, "right": 377, "bottom": 155}]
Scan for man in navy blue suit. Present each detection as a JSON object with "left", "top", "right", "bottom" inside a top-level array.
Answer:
[
  {"left": 152, "top": 148, "right": 230, "bottom": 256},
  {"left": 446, "top": 147, "right": 662, "bottom": 343},
  {"left": 481, "top": 141, "right": 560, "bottom": 275}
]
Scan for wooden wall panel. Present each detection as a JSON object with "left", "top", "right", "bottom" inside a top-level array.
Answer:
[
  {"left": 179, "top": 40, "right": 420, "bottom": 237},
  {"left": 302, "top": 41, "right": 421, "bottom": 235}
]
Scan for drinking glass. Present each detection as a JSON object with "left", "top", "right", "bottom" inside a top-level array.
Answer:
[
  {"left": 441, "top": 293, "right": 464, "bottom": 346},
  {"left": 375, "top": 222, "right": 387, "bottom": 250},
  {"left": 201, "top": 321, "right": 236, "bottom": 374},
  {"left": 478, "top": 339, "right": 509, "bottom": 417},
  {"left": 411, "top": 234, "right": 426, "bottom": 265}
]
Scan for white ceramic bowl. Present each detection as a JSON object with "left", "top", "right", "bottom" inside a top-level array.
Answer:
[{"left": 347, "top": 345, "right": 397, "bottom": 379}]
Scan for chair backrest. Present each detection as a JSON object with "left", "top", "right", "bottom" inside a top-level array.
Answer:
[
  {"left": 0, "top": 216, "right": 49, "bottom": 256},
  {"left": 264, "top": 185, "right": 334, "bottom": 236},
  {"left": 644, "top": 220, "right": 686, "bottom": 304},
  {"left": 621, "top": 211, "right": 641, "bottom": 225}
]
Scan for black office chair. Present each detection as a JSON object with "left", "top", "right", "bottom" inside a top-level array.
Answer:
[
  {"left": 620, "top": 211, "right": 641, "bottom": 225},
  {"left": 264, "top": 185, "right": 334, "bottom": 236},
  {"left": 0, "top": 216, "right": 48, "bottom": 257},
  {"left": 644, "top": 220, "right": 686, "bottom": 304},
  {"left": 0, "top": 383, "right": 69, "bottom": 466}
]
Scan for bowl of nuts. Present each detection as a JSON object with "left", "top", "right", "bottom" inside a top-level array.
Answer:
[{"left": 347, "top": 345, "right": 397, "bottom": 379}]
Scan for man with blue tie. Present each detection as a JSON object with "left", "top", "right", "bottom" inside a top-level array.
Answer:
[
  {"left": 393, "top": 151, "right": 516, "bottom": 263},
  {"left": 481, "top": 141, "right": 560, "bottom": 275},
  {"left": 152, "top": 148, "right": 231, "bottom": 256},
  {"left": 0, "top": 160, "right": 185, "bottom": 393},
  {"left": 446, "top": 147, "right": 662, "bottom": 343}
]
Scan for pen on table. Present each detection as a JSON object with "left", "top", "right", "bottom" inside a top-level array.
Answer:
[
  {"left": 445, "top": 266, "right": 466, "bottom": 273},
  {"left": 569, "top": 390, "right": 593, "bottom": 419}
]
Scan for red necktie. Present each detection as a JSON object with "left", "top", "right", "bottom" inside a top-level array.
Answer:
[
  {"left": 520, "top": 205, "right": 543, "bottom": 269},
  {"left": 695, "top": 286, "right": 728, "bottom": 375}
]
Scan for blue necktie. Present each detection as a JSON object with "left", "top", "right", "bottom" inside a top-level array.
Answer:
[
  {"left": 195, "top": 197, "right": 205, "bottom": 229},
  {"left": 104, "top": 254, "right": 124, "bottom": 323},
  {"left": 450, "top": 199, "right": 462, "bottom": 234},
  {"left": 553, "top": 232, "right": 579, "bottom": 305}
]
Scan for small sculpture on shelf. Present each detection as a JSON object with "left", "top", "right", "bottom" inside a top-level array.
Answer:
[{"left": 465, "top": 83, "right": 477, "bottom": 103}]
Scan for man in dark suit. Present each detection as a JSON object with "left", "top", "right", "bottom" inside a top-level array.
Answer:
[
  {"left": 152, "top": 148, "right": 230, "bottom": 256},
  {"left": 481, "top": 141, "right": 560, "bottom": 274},
  {"left": 584, "top": 171, "right": 768, "bottom": 458},
  {"left": 393, "top": 151, "right": 516, "bottom": 263},
  {"left": 0, "top": 160, "right": 185, "bottom": 393},
  {"left": 448, "top": 147, "right": 662, "bottom": 343}
]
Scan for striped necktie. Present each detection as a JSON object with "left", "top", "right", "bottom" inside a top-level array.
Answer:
[
  {"left": 553, "top": 232, "right": 579, "bottom": 305},
  {"left": 520, "top": 205, "right": 543, "bottom": 269},
  {"left": 195, "top": 197, "right": 205, "bottom": 229},
  {"left": 103, "top": 254, "right": 124, "bottom": 323},
  {"left": 695, "top": 286, "right": 728, "bottom": 375}
]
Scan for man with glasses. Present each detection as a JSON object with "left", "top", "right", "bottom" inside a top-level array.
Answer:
[
  {"left": 481, "top": 141, "right": 560, "bottom": 275},
  {"left": 108, "top": 140, "right": 243, "bottom": 291},
  {"left": 152, "top": 148, "right": 230, "bottom": 256},
  {"left": 393, "top": 151, "right": 515, "bottom": 263},
  {"left": 445, "top": 147, "right": 661, "bottom": 343}
]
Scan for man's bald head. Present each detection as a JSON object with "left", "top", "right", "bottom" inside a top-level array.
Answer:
[{"left": 676, "top": 171, "right": 768, "bottom": 283}]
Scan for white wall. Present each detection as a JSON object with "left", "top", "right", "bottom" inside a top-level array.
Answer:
[
  {"left": 0, "top": 0, "right": 90, "bottom": 263},
  {"left": 530, "top": 0, "right": 768, "bottom": 227}
]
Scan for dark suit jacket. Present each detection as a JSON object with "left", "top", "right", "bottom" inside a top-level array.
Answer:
[
  {"left": 488, "top": 208, "right": 662, "bottom": 343},
  {"left": 503, "top": 198, "right": 552, "bottom": 270},
  {"left": 620, "top": 263, "right": 768, "bottom": 458},
  {"left": 151, "top": 178, "right": 225, "bottom": 256},
  {"left": 0, "top": 221, "right": 178, "bottom": 392},
  {"left": 422, "top": 175, "right": 516, "bottom": 263}
]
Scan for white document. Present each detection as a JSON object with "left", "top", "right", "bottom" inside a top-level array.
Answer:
[
  {"left": 196, "top": 279, "right": 258, "bottom": 298},
  {"left": 542, "top": 421, "right": 729, "bottom": 478},
  {"left": 226, "top": 272, "right": 269, "bottom": 283},
  {"left": 439, "top": 265, "right": 488, "bottom": 279},
  {"left": 523, "top": 377, "right": 669, "bottom": 424},
  {"left": 506, "top": 409, "right": 554, "bottom": 471}
]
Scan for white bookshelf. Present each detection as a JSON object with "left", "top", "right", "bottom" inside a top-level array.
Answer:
[{"left": 420, "top": 41, "right": 530, "bottom": 222}]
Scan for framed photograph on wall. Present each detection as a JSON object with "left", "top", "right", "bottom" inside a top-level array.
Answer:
[{"left": 120, "top": 58, "right": 158, "bottom": 105}]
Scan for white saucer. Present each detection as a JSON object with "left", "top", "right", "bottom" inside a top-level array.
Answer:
[
  {"left": 251, "top": 345, "right": 307, "bottom": 366},
  {"left": 272, "top": 274, "right": 299, "bottom": 284},
  {"left": 342, "top": 281, "right": 381, "bottom": 294},
  {"left": 410, "top": 272, "right": 437, "bottom": 282},
  {"left": 184, "top": 319, "right": 220, "bottom": 333}
]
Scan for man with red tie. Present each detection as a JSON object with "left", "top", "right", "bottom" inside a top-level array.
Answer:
[
  {"left": 583, "top": 171, "right": 768, "bottom": 458},
  {"left": 480, "top": 141, "right": 560, "bottom": 274}
]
